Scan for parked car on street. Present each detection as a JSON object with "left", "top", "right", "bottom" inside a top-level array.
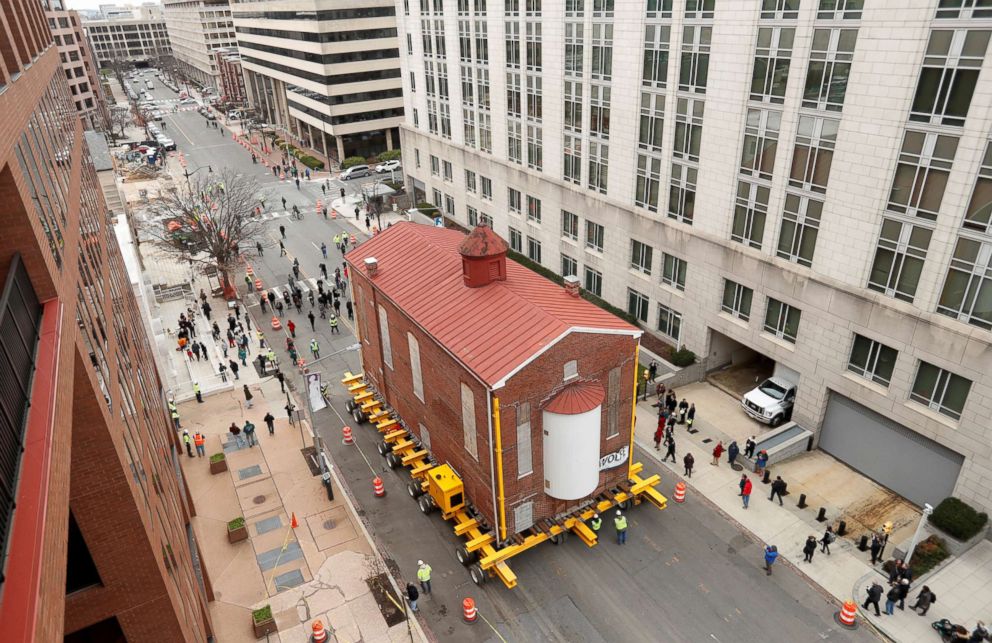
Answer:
[
  {"left": 375, "top": 160, "right": 401, "bottom": 173},
  {"left": 340, "top": 165, "right": 370, "bottom": 180}
]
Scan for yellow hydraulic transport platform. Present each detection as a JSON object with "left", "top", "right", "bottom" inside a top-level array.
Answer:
[{"left": 341, "top": 372, "right": 668, "bottom": 589}]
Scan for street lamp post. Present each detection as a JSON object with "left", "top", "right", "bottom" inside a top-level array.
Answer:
[
  {"left": 905, "top": 503, "right": 934, "bottom": 566},
  {"left": 298, "top": 342, "right": 361, "bottom": 501},
  {"left": 183, "top": 165, "right": 213, "bottom": 193}
]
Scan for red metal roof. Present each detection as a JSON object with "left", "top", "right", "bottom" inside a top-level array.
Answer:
[
  {"left": 346, "top": 223, "right": 640, "bottom": 389},
  {"left": 544, "top": 381, "right": 605, "bottom": 415}
]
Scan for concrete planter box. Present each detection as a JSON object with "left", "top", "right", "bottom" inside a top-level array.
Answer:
[
  {"left": 227, "top": 520, "right": 248, "bottom": 544},
  {"left": 252, "top": 606, "right": 277, "bottom": 639},
  {"left": 924, "top": 521, "right": 989, "bottom": 558}
]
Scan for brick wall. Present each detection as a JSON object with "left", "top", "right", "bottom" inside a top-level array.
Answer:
[{"left": 351, "top": 266, "right": 639, "bottom": 536}]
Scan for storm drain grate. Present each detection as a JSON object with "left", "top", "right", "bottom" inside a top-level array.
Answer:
[
  {"left": 238, "top": 464, "right": 263, "bottom": 480},
  {"left": 255, "top": 516, "right": 282, "bottom": 535},
  {"left": 274, "top": 569, "right": 305, "bottom": 592}
]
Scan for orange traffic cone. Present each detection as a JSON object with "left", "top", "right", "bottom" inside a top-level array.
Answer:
[
  {"left": 271, "top": 316, "right": 281, "bottom": 330},
  {"left": 311, "top": 620, "right": 328, "bottom": 643},
  {"left": 291, "top": 512, "right": 299, "bottom": 529}
]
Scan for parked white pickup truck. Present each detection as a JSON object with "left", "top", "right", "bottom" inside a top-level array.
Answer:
[{"left": 741, "top": 377, "right": 796, "bottom": 427}]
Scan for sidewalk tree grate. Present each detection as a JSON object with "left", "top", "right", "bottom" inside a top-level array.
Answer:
[
  {"left": 323, "top": 519, "right": 336, "bottom": 530},
  {"left": 223, "top": 439, "right": 247, "bottom": 453},
  {"left": 239, "top": 464, "right": 263, "bottom": 480},
  {"left": 256, "top": 516, "right": 282, "bottom": 535},
  {"left": 253, "top": 494, "right": 267, "bottom": 505},
  {"left": 273, "top": 569, "right": 305, "bottom": 592},
  {"left": 257, "top": 541, "right": 303, "bottom": 571}
]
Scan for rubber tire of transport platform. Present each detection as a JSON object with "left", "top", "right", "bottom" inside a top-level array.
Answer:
[
  {"left": 345, "top": 399, "right": 356, "bottom": 412},
  {"left": 418, "top": 495, "right": 434, "bottom": 514},
  {"left": 457, "top": 545, "right": 477, "bottom": 566},
  {"left": 385, "top": 452, "right": 400, "bottom": 469},
  {"left": 550, "top": 532, "right": 568, "bottom": 545},
  {"left": 377, "top": 441, "right": 390, "bottom": 456},
  {"left": 352, "top": 408, "right": 366, "bottom": 424},
  {"left": 408, "top": 481, "right": 424, "bottom": 498},
  {"left": 470, "top": 563, "right": 487, "bottom": 586},
  {"left": 617, "top": 499, "right": 631, "bottom": 510}
]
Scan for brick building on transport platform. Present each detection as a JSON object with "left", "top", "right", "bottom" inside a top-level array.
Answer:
[
  {"left": 346, "top": 223, "right": 642, "bottom": 539},
  {"left": 0, "top": 1, "right": 212, "bottom": 640}
]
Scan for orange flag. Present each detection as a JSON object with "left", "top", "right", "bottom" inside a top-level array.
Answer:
[{"left": 290, "top": 512, "right": 299, "bottom": 529}]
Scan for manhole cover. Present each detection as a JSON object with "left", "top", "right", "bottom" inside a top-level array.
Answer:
[
  {"left": 253, "top": 495, "right": 266, "bottom": 504},
  {"left": 323, "top": 519, "right": 336, "bottom": 530}
]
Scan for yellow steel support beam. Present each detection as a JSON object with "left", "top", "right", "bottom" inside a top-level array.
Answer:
[
  {"left": 410, "top": 463, "right": 433, "bottom": 479},
  {"left": 389, "top": 439, "right": 415, "bottom": 454},
  {"left": 479, "top": 532, "right": 550, "bottom": 569},
  {"left": 465, "top": 532, "right": 495, "bottom": 552},
  {"left": 341, "top": 372, "right": 364, "bottom": 385},
  {"left": 493, "top": 562, "right": 517, "bottom": 589},
  {"left": 454, "top": 518, "right": 480, "bottom": 536},
  {"left": 383, "top": 428, "right": 407, "bottom": 443},
  {"left": 401, "top": 450, "right": 428, "bottom": 465},
  {"left": 347, "top": 383, "right": 367, "bottom": 395},
  {"left": 376, "top": 418, "right": 398, "bottom": 431},
  {"left": 627, "top": 346, "right": 640, "bottom": 480},
  {"left": 353, "top": 391, "right": 374, "bottom": 404},
  {"left": 493, "top": 396, "right": 507, "bottom": 544},
  {"left": 566, "top": 518, "right": 599, "bottom": 547},
  {"left": 629, "top": 473, "right": 662, "bottom": 495}
]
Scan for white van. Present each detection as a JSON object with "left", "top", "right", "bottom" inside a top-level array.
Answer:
[{"left": 340, "top": 165, "right": 370, "bottom": 180}]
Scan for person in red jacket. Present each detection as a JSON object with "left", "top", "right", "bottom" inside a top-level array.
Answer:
[
  {"left": 711, "top": 441, "right": 724, "bottom": 466},
  {"left": 654, "top": 416, "right": 665, "bottom": 450},
  {"left": 741, "top": 476, "right": 753, "bottom": 509},
  {"left": 287, "top": 319, "right": 296, "bottom": 338}
]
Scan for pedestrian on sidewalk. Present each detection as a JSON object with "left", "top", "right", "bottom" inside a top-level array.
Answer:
[
  {"left": 229, "top": 359, "right": 240, "bottom": 380},
  {"left": 741, "top": 476, "right": 753, "bottom": 509},
  {"left": 212, "top": 321, "right": 221, "bottom": 340},
  {"left": 194, "top": 431, "right": 205, "bottom": 457},
  {"left": 863, "top": 581, "right": 884, "bottom": 616},
  {"left": 264, "top": 412, "right": 275, "bottom": 435},
  {"left": 244, "top": 420, "right": 257, "bottom": 447},
  {"left": 243, "top": 384, "right": 254, "bottom": 408},
  {"left": 229, "top": 422, "right": 243, "bottom": 447},
  {"left": 769, "top": 476, "right": 786, "bottom": 505},
  {"left": 276, "top": 370, "right": 285, "bottom": 393},
  {"left": 406, "top": 583, "right": 419, "bottom": 613},
  {"left": 310, "top": 339, "right": 320, "bottom": 359},
  {"left": 711, "top": 441, "right": 724, "bottom": 465},
  {"left": 238, "top": 346, "right": 247, "bottom": 366},
  {"left": 663, "top": 436, "right": 676, "bottom": 463},
  {"left": 321, "top": 184, "right": 326, "bottom": 196},
  {"left": 321, "top": 242, "right": 327, "bottom": 258},
  {"left": 738, "top": 474, "right": 747, "bottom": 496},
  {"left": 896, "top": 577, "right": 910, "bottom": 610},
  {"left": 417, "top": 561, "right": 432, "bottom": 594},
  {"left": 365, "top": 215, "right": 371, "bottom": 230},
  {"left": 819, "top": 526, "right": 834, "bottom": 555},
  {"left": 910, "top": 585, "right": 935, "bottom": 615},
  {"left": 201, "top": 301, "right": 212, "bottom": 319},
  {"left": 275, "top": 300, "right": 284, "bottom": 317},
  {"left": 744, "top": 436, "right": 757, "bottom": 459},
  {"left": 763, "top": 545, "right": 778, "bottom": 576},
  {"left": 870, "top": 533, "right": 882, "bottom": 565},
  {"left": 654, "top": 418, "right": 664, "bottom": 450},
  {"left": 346, "top": 300, "right": 353, "bottom": 320},
  {"left": 193, "top": 381, "right": 203, "bottom": 403},
  {"left": 257, "top": 241, "right": 264, "bottom": 256},
  {"left": 287, "top": 319, "right": 296, "bottom": 338},
  {"left": 677, "top": 398, "right": 689, "bottom": 424},
  {"left": 355, "top": 206, "right": 360, "bottom": 220},
  {"left": 280, "top": 224, "right": 286, "bottom": 239},
  {"left": 183, "top": 430, "right": 194, "bottom": 457},
  {"left": 885, "top": 584, "right": 900, "bottom": 615},
  {"left": 614, "top": 510, "right": 628, "bottom": 545},
  {"left": 307, "top": 311, "right": 316, "bottom": 331},
  {"left": 648, "top": 360, "right": 658, "bottom": 381},
  {"left": 683, "top": 452, "right": 694, "bottom": 477},
  {"left": 282, "top": 196, "right": 287, "bottom": 210},
  {"left": 192, "top": 342, "right": 201, "bottom": 361},
  {"left": 802, "top": 535, "right": 817, "bottom": 563},
  {"left": 755, "top": 450, "right": 768, "bottom": 476},
  {"left": 219, "top": 363, "right": 228, "bottom": 382},
  {"left": 333, "top": 298, "right": 341, "bottom": 316},
  {"left": 728, "top": 440, "right": 740, "bottom": 467}
]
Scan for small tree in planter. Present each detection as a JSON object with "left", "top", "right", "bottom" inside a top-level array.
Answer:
[
  {"left": 209, "top": 452, "right": 227, "bottom": 474},
  {"left": 252, "top": 605, "right": 277, "bottom": 638},
  {"left": 228, "top": 517, "right": 248, "bottom": 543}
]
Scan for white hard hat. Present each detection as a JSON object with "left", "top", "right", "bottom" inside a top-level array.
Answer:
[
  {"left": 616, "top": 510, "right": 621, "bottom": 515},
  {"left": 417, "top": 560, "right": 424, "bottom": 566}
]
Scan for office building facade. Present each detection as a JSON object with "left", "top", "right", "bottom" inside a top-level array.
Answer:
[
  {"left": 397, "top": 0, "right": 992, "bottom": 514},
  {"left": 0, "top": 1, "right": 213, "bottom": 640},
  {"left": 83, "top": 15, "right": 172, "bottom": 68},
  {"left": 231, "top": 0, "right": 404, "bottom": 161},
  {"left": 44, "top": 0, "right": 108, "bottom": 130},
  {"left": 162, "top": 0, "right": 236, "bottom": 89}
]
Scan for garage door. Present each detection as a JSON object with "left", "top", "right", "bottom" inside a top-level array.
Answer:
[{"left": 818, "top": 393, "right": 963, "bottom": 507}]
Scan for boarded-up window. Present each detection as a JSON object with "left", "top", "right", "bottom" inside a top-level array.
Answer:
[
  {"left": 514, "top": 501, "right": 534, "bottom": 532},
  {"left": 606, "top": 367, "right": 621, "bottom": 438},
  {"left": 378, "top": 305, "right": 392, "bottom": 369},
  {"left": 408, "top": 333, "right": 423, "bottom": 401},
  {"left": 419, "top": 423, "right": 431, "bottom": 451},
  {"left": 461, "top": 383, "right": 478, "bottom": 459},
  {"left": 564, "top": 360, "right": 578, "bottom": 380},
  {"left": 516, "top": 402, "right": 532, "bottom": 477}
]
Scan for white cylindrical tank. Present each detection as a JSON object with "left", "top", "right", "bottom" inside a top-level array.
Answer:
[{"left": 542, "top": 382, "right": 604, "bottom": 500}]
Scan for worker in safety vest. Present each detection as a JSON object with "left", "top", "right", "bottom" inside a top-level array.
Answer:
[
  {"left": 328, "top": 314, "right": 340, "bottom": 334},
  {"left": 614, "top": 510, "right": 628, "bottom": 545},
  {"left": 182, "top": 430, "right": 193, "bottom": 457},
  {"left": 169, "top": 400, "right": 181, "bottom": 429},
  {"left": 310, "top": 339, "right": 320, "bottom": 359},
  {"left": 193, "top": 381, "right": 203, "bottom": 403},
  {"left": 417, "top": 560, "right": 432, "bottom": 594},
  {"left": 193, "top": 431, "right": 205, "bottom": 457},
  {"left": 590, "top": 513, "right": 602, "bottom": 533}
]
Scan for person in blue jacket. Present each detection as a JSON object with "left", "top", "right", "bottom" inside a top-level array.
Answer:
[{"left": 764, "top": 544, "right": 779, "bottom": 576}]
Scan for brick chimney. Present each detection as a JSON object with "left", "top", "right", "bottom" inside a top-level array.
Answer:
[
  {"left": 458, "top": 225, "right": 508, "bottom": 288},
  {"left": 563, "top": 274, "right": 581, "bottom": 297},
  {"left": 364, "top": 257, "right": 378, "bottom": 277}
]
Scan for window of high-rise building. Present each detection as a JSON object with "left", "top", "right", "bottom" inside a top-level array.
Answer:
[
  {"left": 674, "top": 97, "right": 703, "bottom": 161},
  {"left": 910, "top": 29, "right": 989, "bottom": 127},
  {"left": 721, "top": 280, "right": 753, "bottom": 320},
  {"left": 562, "top": 210, "right": 579, "bottom": 240},
  {"left": 867, "top": 218, "right": 933, "bottom": 303},
  {"left": 740, "top": 108, "right": 781, "bottom": 181},
  {"left": 585, "top": 266, "right": 603, "bottom": 295},
  {"left": 630, "top": 239, "right": 653, "bottom": 275},
  {"left": 656, "top": 303, "right": 682, "bottom": 341},
  {"left": 788, "top": 116, "right": 838, "bottom": 194},
  {"left": 668, "top": 163, "right": 696, "bottom": 224},
  {"left": 910, "top": 361, "right": 971, "bottom": 420},
  {"left": 763, "top": 298, "right": 801, "bottom": 343},
  {"left": 732, "top": 181, "right": 769, "bottom": 250},
  {"left": 750, "top": 26, "right": 794, "bottom": 104},
  {"left": 886, "top": 130, "right": 959, "bottom": 221},
  {"left": 627, "top": 288, "right": 650, "bottom": 322},
  {"left": 679, "top": 25, "right": 711, "bottom": 93},
  {"left": 585, "top": 220, "right": 605, "bottom": 251},
  {"left": 776, "top": 193, "right": 822, "bottom": 267},
  {"left": 527, "top": 236, "right": 542, "bottom": 263},
  {"left": 848, "top": 334, "right": 898, "bottom": 387},
  {"left": 936, "top": 237, "right": 992, "bottom": 329},
  {"left": 635, "top": 154, "right": 663, "bottom": 212},
  {"left": 643, "top": 24, "right": 670, "bottom": 89},
  {"left": 802, "top": 28, "right": 858, "bottom": 112}
]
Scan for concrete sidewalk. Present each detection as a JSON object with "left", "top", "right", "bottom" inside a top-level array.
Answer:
[
  {"left": 178, "top": 377, "right": 425, "bottom": 642},
  {"left": 636, "top": 383, "right": 992, "bottom": 641}
]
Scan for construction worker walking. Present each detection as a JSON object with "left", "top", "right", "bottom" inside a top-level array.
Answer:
[
  {"left": 169, "top": 400, "right": 181, "bottom": 429},
  {"left": 193, "top": 381, "right": 203, "bottom": 403},
  {"left": 310, "top": 339, "right": 320, "bottom": 359},
  {"left": 182, "top": 430, "right": 193, "bottom": 457},
  {"left": 614, "top": 510, "right": 628, "bottom": 545},
  {"left": 417, "top": 560, "right": 432, "bottom": 594},
  {"left": 590, "top": 513, "right": 602, "bottom": 535},
  {"left": 193, "top": 431, "right": 205, "bottom": 457},
  {"left": 329, "top": 314, "right": 340, "bottom": 334}
]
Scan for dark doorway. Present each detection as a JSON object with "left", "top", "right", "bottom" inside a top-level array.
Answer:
[{"left": 64, "top": 616, "right": 125, "bottom": 643}]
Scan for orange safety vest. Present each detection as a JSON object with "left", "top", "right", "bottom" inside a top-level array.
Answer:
[{"left": 193, "top": 433, "right": 205, "bottom": 447}]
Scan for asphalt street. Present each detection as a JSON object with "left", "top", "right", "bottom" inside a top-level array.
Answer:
[{"left": 160, "top": 97, "right": 880, "bottom": 643}]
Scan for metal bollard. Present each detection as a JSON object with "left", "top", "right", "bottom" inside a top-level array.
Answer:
[
  {"left": 838, "top": 520, "right": 847, "bottom": 536},
  {"left": 762, "top": 469, "right": 771, "bottom": 484},
  {"left": 798, "top": 493, "right": 808, "bottom": 509},
  {"left": 858, "top": 535, "right": 869, "bottom": 551},
  {"left": 816, "top": 507, "right": 827, "bottom": 522}
]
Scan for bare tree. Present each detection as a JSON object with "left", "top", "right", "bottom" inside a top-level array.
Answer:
[
  {"left": 141, "top": 169, "right": 270, "bottom": 299},
  {"left": 108, "top": 105, "right": 132, "bottom": 142}
]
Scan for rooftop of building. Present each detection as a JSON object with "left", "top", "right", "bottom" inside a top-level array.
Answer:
[
  {"left": 346, "top": 222, "right": 640, "bottom": 389},
  {"left": 83, "top": 131, "right": 112, "bottom": 171}
]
